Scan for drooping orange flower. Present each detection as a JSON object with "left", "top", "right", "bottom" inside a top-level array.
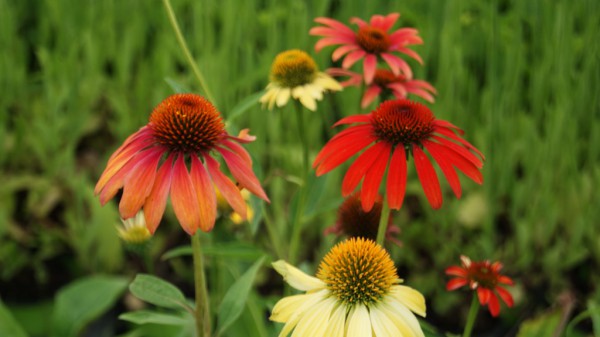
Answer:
[
  {"left": 313, "top": 99, "right": 484, "bottom": 212},
  {"left": 310, "top": 13, "right": 423, "bottom": 83},
  {"left": 95, "top": 94, "right": 269, "bottom": 235},
  {"left": 327, "top": 67, "right": 436, "bottom": 108},
  {"left": 446, "top": 255, "right": 515, "bottom": 317}
]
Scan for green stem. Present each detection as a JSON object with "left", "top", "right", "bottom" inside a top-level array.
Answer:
[
  {"left": 294, "top": 101, "right": 309, "bottom": 174},
  {"left": 463, "top": 295, "right": 480, "bottom": 337},
  {"left": 261, "top": 204, "right": 284, "bottom": 259},
  {"left": 192, "top": 232, "right": 211, "bottom": 337},
  {"left": 162, "top": 0, "right": 216, "bottom": 105},
  {"left": 375, "top": 193, "right": 390, "bottom": 246}
]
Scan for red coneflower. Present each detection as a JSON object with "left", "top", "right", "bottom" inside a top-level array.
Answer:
[
  {"left": 310, "top": 13, "right": 423, "bottom": 83},
  {"left": 313, "top": 99, "right": 484, "bottom": 212},
  {"left": 95, "top": 94, "right": 269, "bottom": 235},
  {"left": 327, "top": 67, "right": 436, "bottom": 108},
  {"left": 446, "top": 255, "right": 515, "bottom": 317}
]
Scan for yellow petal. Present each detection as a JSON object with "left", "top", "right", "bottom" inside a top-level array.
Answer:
[
  {"left": 376, "top": 303, "right": 414, "bottom": 337},
  {"left": 275, "top": 289, "right": 329, "bottom": 337},
  {"left": 381, "top": 299, "right": 424, "bottom": 337},
  {"left": 291, "top": 296, "right": 336, "bottom": 336},
  {"left": 369, "top": 305, "right": 402, "bottom": 337},
  {"left": 323, "top": 302, "right": 347, "bottom": 337},
  {"left": 270, "top": 294, "right": 310, "bottom": 323},
  {"left": 347, "top": 304, "right": 372, "bottom": 337},
  {"left": 272, "top": 260, "right": 325, "bottom": 291},
  {"left": 389, "top": 285, "right": 427, "bottom": 317},
  {"left": 276, "top": 88, "right": 291, "bottom": 107}
]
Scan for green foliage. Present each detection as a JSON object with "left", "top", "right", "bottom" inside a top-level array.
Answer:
[
  {"left": 129, "top": 274, "right": 190, "bottom": 311},
  {"left": 0, "top": 299, "right": 28, "bottom": 337}
]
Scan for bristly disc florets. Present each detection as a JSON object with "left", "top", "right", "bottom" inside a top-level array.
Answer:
[
  {"left": 317, "top": 238, "right": 397, "bottom": 306},
  {"left": 371, "top": 99, "right": 435, "bottom": 146},
  {"left": 270, "top": 50, "right": 318, "bottom": 88},
  {"left": 149, "top": 94, "right": 224, "bottom": 153},
  {"left": 356, "top": 26, "right": 391, "bottom": 54}
]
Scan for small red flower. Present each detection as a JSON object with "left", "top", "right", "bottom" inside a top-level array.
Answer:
[
  {"left": 313, "top": 99, "right": 484, "bottom": 212},
  {"left": 446, "top": 255, "right": 515, "bottom": 317},
  {"left": 327, "top": 67, "right": 436, "bottom": 107},
  {"left": 310, "top": 13, "right": 423, "bottom": 83},
  {"left": 95, "top": 94, "right": 269, "bottom": 235}
]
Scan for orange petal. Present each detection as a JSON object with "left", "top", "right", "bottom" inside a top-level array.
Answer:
[
  {"left": 143, "top": 154, "right": 174, "bottom": 234},
  {"left": 170, "top": 155, "right": 200, "bottom": 235},
  {"left": 217, "top": 147, "right": 269, "bottom": 202},
  {"left": 205, "top": 155, "right": 246, "bottom": 219},
  {"left": 119, "top": 147, "right": 163, "bottom": 219},
  {"left": 190, "top": 156, "right": 217, "bottom": 232}
]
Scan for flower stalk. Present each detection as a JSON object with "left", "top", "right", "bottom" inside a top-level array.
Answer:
[
  {"left": 192, "top": 232, "right": 211, "bottom": 337},
  {"left": 463, "top": 295, "right": 480, "bottom": 337},
  {"left": 375, "top": 193, "right": 390, "bottom": 245}
]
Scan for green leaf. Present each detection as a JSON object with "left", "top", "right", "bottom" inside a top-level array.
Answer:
[
  {"left": 51, "top": 275, "right": 128, "bottom": 337},
  {"left": 590, "top": 299, "right": 600, "bottom": 337},
  {"left": 517, "top": 308, "right": 561, "bottom": 337},
  {"left": 0, "top": 299, "right": 28, "bottom": 337},
  {"left": 129, "top": 274, "right": 189, "bottom": 310},
  {"left": 162, "top": 243, "right": 264, "bottom": 261},
  {"left": 119, "top": 310, "right": 190, "bottom": 326},
  {"left": 217, "top": 256, "right": 266, "bottom": 336},
  {"left": 225, "top": 91, "right": 264, "bottom": 124}
]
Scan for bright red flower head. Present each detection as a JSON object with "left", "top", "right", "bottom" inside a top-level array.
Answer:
[
  {"left": 313, "top": 99, "right": 484, "bottom": 212},
  {"left": 310, "top": 13, "right": 423, "bottom": 84},
  {"left": 95, "top": 94, "right": 269, "bottom": 235},
  {"left": 446, "top": 255, "right": 515, "bottom": 317},
  {"left": 327, "top": 67, "right": 437, "bottom": 108}
]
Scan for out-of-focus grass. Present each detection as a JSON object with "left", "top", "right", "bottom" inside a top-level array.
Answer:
[{"left": 0, "top": 0, "right": 598, "bottom": 335}]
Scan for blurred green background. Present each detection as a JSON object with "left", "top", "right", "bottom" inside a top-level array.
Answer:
[{"left": 1, "top": 0, "right": 599, "bottom": 336}]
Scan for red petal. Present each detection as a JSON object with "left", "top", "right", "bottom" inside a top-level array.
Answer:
[
  {"left": 397, "top": 47, "right": 423, "bottom": 64},
  {"left": 434, "top": 120, "right": 464, "bottom": 134},
  {"left": 495, "top": 286, "right": 514, "bottom": 307},
  {"left": 190, "top": 156, "right": 217, "bottom": 232},
  {"left": 423, "top": 140, "right": 462, "bottom": 198},
  {"left": 434, "top": 126, "right": 485, "bottom": 160},
  {"left": 170, "top": 155, "right": 200, "bottom": 235},
  {"left": 445, "top": 266, "right": 468, "bottom": 277},
  {"left": 360, "top": 142, "right": 391, "bottom": 211},
  {"left": 314, "top": 132, "right": 377, "bottom": 176},
  {"left": 143, "top": 154, "right": 174, "bottom": 234},
  {"left": 413, "top": 145, "right": 442, "bottom": 209},
  {"left": 488, "top": 293, "right": 501, "bottom": 317},
  {"left": 446, "top": 278, "right": 468, "bottom": 291},
  {"left": 217, "top": 147, "right": 269, "bottom": 202},
  {"left": 499, "top": 276, "right": 514, "bottom": 285},
  {"left": 431, "top": 135, "right": 483, "bottom": 168},
  {"left": 386, "top": 146, "right": 407, "bottom": 210},
  {"left": 477, "top": 287, "right": 491, "bottom": 305},
  {"left": 341, "top": 142, "right": 389, "bottom": 196},
  {"left": 220, "top": 139, "right": 252, "bottom": 165},
  {"left": 425, "top": 140, "right": 483, "bottom": 184},
  {"left": 333, "top": 114, "right": 372, "bottom": 127},
  {"left": 119, "top": 147, "right": 163, "bottom": 218},
  {"left": 380, "top": 53, "right": 412, "bottom": 79},
  {"left": 205, "top": 155, "right": 246, "bottom": 218},
  {"left": 99, "top": 151, "right": 148, "bottom": 205},
  {"left": 332, "top": 45, "right": 360, "bottom": 62},
  {"left": 327, "top": 124, "right": 372, "bottom": 144}
]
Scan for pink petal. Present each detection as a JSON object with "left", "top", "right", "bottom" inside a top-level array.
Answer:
[
  {"left": 190, "top": 156, "right": 217, "bottom": 232},
  {"left": 170, "top": 155, "right": 200, "bottom": 235},
  {"left": 387, "top": 82, "right": 408, "bottom": 98},
  {"left": 406, "top": 87, "right": 435, "bottom": 103},
  {"left": 413, "top": 144, "right": 442, "bottom": 209},
  {"left": 205, "top": 155, "right": 246, "bottom": 218},
  {"left": 341, "top": 141, "right": 390, "bottom": 196},
  {"left": 407, "top": 79, "right": 437, "bottom": 93},
  {"left": 217, "top": 147, "right": 269, "bottom": 202},
  {"left": 389, "top": 28, "right": 422, "bottom": 45},
  {"left": 226, "top": 129, "right": 256, "bottom": 144},
  {"left": 144, "top": 154, "right": 175, "bottom": 234},
  {"left": 379, "top": 13, "right": 400, "bottom": 31},
  {"left": 119, "top": 147, "right": 164, "bottom": 219},
  {"left": 380, "top": 53, "right": 413, "bottom": 79},
  {"left": 309, "top": 26, "right": 355, "bottom": 39},
  {"left": 386, "top": 146, "right": 407, "bottom": 210},
  {"left": 333, "top": 113, "right": 372, "bottom": 127},
  {"left": 360, "top": 142, "right": 392, "bottom": 211},
  {"left": 220, "top": 139, "right": 252, "bottom": 165},
  {"left": 332, "top": 44, "right": 360, "bottom": 61},
  {"left": 315, "top": 37, "right": 355, "bottom": 52},
  {"left": 363, "top": 54, "right": 377, "bottom": 84},
  {"left": 397, "top": 47, "right": 423, "bottom": 64},
  {"left": 361, "top": 85, "right": 382, "bottom": 108},
  {"left": 314, "top": 17, "right": 356, "bottom": 36},
  {"left": 349, "top": 17, "right": 368, "bottom": 28},
  {"left": 446, "top": 278, "right": 468, "bottom": 291},
  {"left": 342, "top": 50, "right": 367, "bottom": 69},
  {"left": 424, "top": 140, "right": 462, "bottom": 198},
  {"left": 369, "top": 15, "right": 386, "bottom": 29},
  {"left": 315, "top": 131, "right": 377, "bottom": 176}
]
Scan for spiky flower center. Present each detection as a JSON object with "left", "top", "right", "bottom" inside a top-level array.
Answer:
[
  {"left": 356, "top": 26, "right": 391, "bottom": 54},
  {"left": 317, "top": 238, "right": 397, "bottom": 306},
  {"left": 373, "top": 69, "right": 406, "bottom": 87},
  {"left": 149, "top": 94, "right": 224, "bottom": 153},
  {"left": 270, "top": 50, "right": 318, "bottom": 88},
  {"left": 337, "top": 193, "right": 383, "bottom": 241},
  {"left": 371, "top": 99, "right": 435, "bottom": 146},
  {"left": 467, "top": 262, "right": 500, "bottom": 289}
]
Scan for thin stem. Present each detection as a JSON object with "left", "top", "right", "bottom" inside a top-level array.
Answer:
[
  {"left": 192, "top": 232, "right": 211, "bottom": 337},
  {"left": 294, "top": 101, "right": 309, "bottom": 174},
  {"left": 261, "top": 204, "right": 284, "bottom": 259},
  {"left": 463, "top": 295, "right": 480, "bottom": 337},
  {"left": 162, "top": 0, "right": 216, "bottom": 105},
  {"left": 375, "top": 194, "right": 390, "bottom": 246}
]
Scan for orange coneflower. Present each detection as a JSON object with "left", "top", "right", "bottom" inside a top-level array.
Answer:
[
  {"left": 313, "top": 99, "right": 484, "bottom": 212},
  {"left": 95, "top": 94, "right": 269, "bottom": 235}
]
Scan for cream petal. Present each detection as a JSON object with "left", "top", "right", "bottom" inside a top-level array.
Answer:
[
  {"left": 291, "top": 296, "right": 336, "bottom": 337},
  {"left": 323, "top": 303, "right": 348, "bottom": 337},
  {"left": 316, "top": 73, "right": 343, "bottom": 91},
  {"left": 271, "top": 294, "right": 312, "bottom": 323},
  {"left": 291, "top": 86, "right": 305, "bottom": 99},
  {"left": 389, "top": 285, "right": 427, "bottom": 317},
  {"left": 276, "top": 88, "right": 291, "bottom": 107},
  {"left": 298, "top": 92, "right": 317, "bottom": 111},
  {"left": 272, "top": 260, "right": 325, "bottom": 291},
  {"left": 275, "top": 289, "right": 329, "bottom": 337},
  {"left": 382, "top": 298, "right": 425, "bottom": 337},
  {"left": 304, "top": 84, "right": 324, "bottom": 100},
  {"left": 376, "top": 303, "right": 414, "bottom": 336},
  {"left": 347, "top": 305, "right": 372, "bottom": 337},
  {"left": 370, "top": 305, "right": 402, "bottom": 337}
]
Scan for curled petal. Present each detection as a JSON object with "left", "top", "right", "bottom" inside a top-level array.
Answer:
[{"left": 272, "top": 260, "right": 325, "bottom": 291}]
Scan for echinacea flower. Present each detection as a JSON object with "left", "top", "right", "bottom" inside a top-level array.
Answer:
[
  {"left": 95, "top": 94, "right": 269, "bottom": 235},
  {"left": 310, "top": 13, "right": 423, "bottom": 83},
  {"left": 117, "top": 210, "right": 151, "bottom": 244},
  {"left": 324, "top": 192, "right": 401, "bottom": 246},
  {"left": 446, "top": 255, "right": 514, "bottom": 317},
  {"left": 271, "top": 237, "right": 426, "bottom": 337},
  {"left": 259, "top": 49, "right": 342, "bottom": 111},
  {"left": 313, "top": 99, "right": 484, "bottom": 212},
  {"left": 327, "top": 68, "right": 436, "bottom": 108}
]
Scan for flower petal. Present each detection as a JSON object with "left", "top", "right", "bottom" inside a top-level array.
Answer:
[
  {"left": 380, "top": 52, "right": 413, "bottom": 79},
  {"left": 314, "top": 131, "right": 377, "bottom": 176},
  {"left": 205, "top": 155, "right": 246, "bottom": 219},
  {"left": 477, "top": 287, "right": 492, "bottom": 305},
  {"left": 314, "top": 17, "right": 356, "bottom": 36},
  {"left": 332, "top": 44, "right": 360, "bottom": 62},
  {"left": 190, "top": 156, "right": 217, "bottom": 232},
  {"left": 272, "top": 260, "right": 325, "bottom": 291},
  {"left": 445, "top": 266, "right": 468, "bottom": 277},
  {"left": 370, "top": 305, "right": 402, "bottom": 337},
  {"left": 496, "top": 286, "right": 514, "bottom": 307},
  {"left": 143, "top": 154, "right": 174, "bottom": 234},
  {"left": 363, "top": 54, "right": 377, "bottom": 84},
  {"left": 323, "top": 303, "right": 347, "bottom": 337},
  {"left": 361, "top": 85, "right": 382, "bottom": 108},
  {"left": 292, "top": 296, "right": 336, "bottom": 336},
  {"left": 347, "top": 305, "right": 372, "bottom": 337},
  {"left": 446, "top": 278, "right": 468, "bottom": 291},
  {"left": 342, "top": 49, "right": 367, "bottom": 69},
  {"left": 390, "top": 285, "right": 427, "bottom": 317},
  {"left": 386, "top": 146, "right": 408, "bottom": 210},
  {"left": 360, "top": 142, "right": 391, "bottom": 211},
  {"left": 426, "top": 140, "right": 483, "bottom": 185},
  {"left": 119, "top": 147, "right": 163, "bottom": 219},
  {"left": 332, "top": 113, "right": 372, "bottom": 127},
  {"left": 434, "top": 126, "right": 485, "bottom": 160},
  {"left": 220, "top": 139, "right": 252, "bottom": 165},
  {"left": 488, "top": 293, "right": 501, "bottom": 317},
  {"left": 423, "top": 140, "right": 462, "bottom": 198},
  {"left": 217, "top": 147, "right": 269, "bottom": 202},
  {"left": 170, "top": 155, "right": 200, "bottom": 234},
  {"left": 413, "top": 144, "right": 442, "bottom": 209},
  {"left": 341, "top": 141, "right": 389, "bottom": 196}
]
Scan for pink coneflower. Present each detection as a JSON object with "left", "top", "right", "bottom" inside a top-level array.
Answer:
[
  {"left": 95, "top": 94, "right": 269, "bottom": 235},
  {"left": 310, "top": 13, "right": 423, "bottom": 84},
  {"left": 313, "top": 99, "right": 484, "bottom": 212},
  {"left": 327, "top": 67, "right": 436, "bottom": 108},
  {"left": 446, "top": 255, "right": 515, "bottom": 317}
]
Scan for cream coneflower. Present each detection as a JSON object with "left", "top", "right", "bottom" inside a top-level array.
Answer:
[
  {"left": 270, "top": 238, "right": 426, "bottom": 337},
  {"left": 117, "top": 210, "right": 151, "bottom": 244},
  {"left": 260, "top": 49, "right": 342, "bottom": 111}
]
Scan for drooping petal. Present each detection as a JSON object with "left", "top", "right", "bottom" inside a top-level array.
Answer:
[
  {"left": 314, "top": 17, "right": 356, "bottom": 36},
  {"left": 272, "top": 260, "right": 325, "bottom": 291},
  {"left": 446, "top": 278, "right": 468, "bottom": 290},
  {"left": 380, "top": 52, "right": 413, "bottom": 79},
  {"left": 217, "top": 147, "right": 269, "bottom": 202},
  {"left": 342, "top": 49, "right": 367, "bottom": 69},
  {"left": 205, "top": 155, "right": 246, "bottom": 218},
  {"left": 327, "top": 124, "right": 373, "bottom": 144},
  {"left": 423, "top": 140, "right": 462, "bottom": 198},
  {"left": 220, "top": 139, "right": 252, "bottom": 165},
  {"left": 499, "top": 276, "right": 514, "bottom": 285},
  {"left": 347, "top": 305, "right": 372, "bottom": 337},
  {"left": 370, "top": 305, "right": 402, "bottom": 336},
  {"left": 495, "top": 286, "right": 514, "bottom": 307},
  {"left": 361, "top": 85, "right": 382, "bottom": 108},
  {"left": 382, "top": 299, "right": 425, "bottom": 337},
  {"left": 363, "top": 54, "right": 377, "bottom": 84},
  {"left": 434, "top": 126, "right": 485, "bottom": 160},
  {"left": 291, "top": 297, "right": 336, "bottom": 336},
  {"left": 314, "top": 132, "right": 377, "bottom": 176},
  {"left": 99, "top": 150, "right": 149, "bottom": 205},
  {"left": 426, "top": 141, "right": 483, "bottom": 184},
  {"left": 119, "top": 147, "right": 164, "bottom": 219},
  {"left": 226, "top": 128, "right": 256, "bottom": 144},
  {"left": 434, "top": 120, "right": 464, "bottom": 134},
  {"left": 332, "top": 44, "right": 360, "bottom": 61},
  {"left": 405, "top": 87, "right": 435, "bottom": 103},
  {"left": 275, "top": 290, "right": 329, "bottom": 337},
  {"left": 445, "top": 266, "right": 468, "bottom": 277},
  {"left": 170, "top": 155, "right": 200, "bottom": 234},
  {"left": 488, "top": 293, "right": 501, "bottom": 317},
  {"left": 360, "top": 142, "right": 392, "bottom": 211},
  {"left": 386, "top": 146, "right": 408, "bottom": 210},
  {"left": 190, "top": 156, "right": 217, "bottom": 232},
  {"left": 332, "top": 113, "right": 372, "bottom": 127},
  {"left": 270, "top": 294, "right": 310, "bottom": 323},
  {"left": 390, "top": 285, "right": 427, "bottom": 317},
  {"left": 477, "top": 287, "right": 492, "bottom": 305},
  {"left": 397, "top": 47, "right": 424, "bottom": 64},
  {"left": 143, "top": 154, "right": 174, "bottom": 234},
  {"left": 431, "top": 135, "right": 483, "bottom": 168},
  {"left": 315, "top": 37, "right": 356, "bottom": 52},
  {"left": 387, "top": 82, "right": 408, "bottom": 98},
  {"left": 323, "top": 303, "right": 347, "bottom": 337},
  {"left": 341, "top": 141, "right": 389, "bottom": 196},
  {"left": 413, "top": 144, "right": 442, "bottom": 209}
]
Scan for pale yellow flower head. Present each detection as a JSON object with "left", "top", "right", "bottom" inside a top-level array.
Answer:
[{"left": 117, "top": 211, "right": 151, "bottom": 244}]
